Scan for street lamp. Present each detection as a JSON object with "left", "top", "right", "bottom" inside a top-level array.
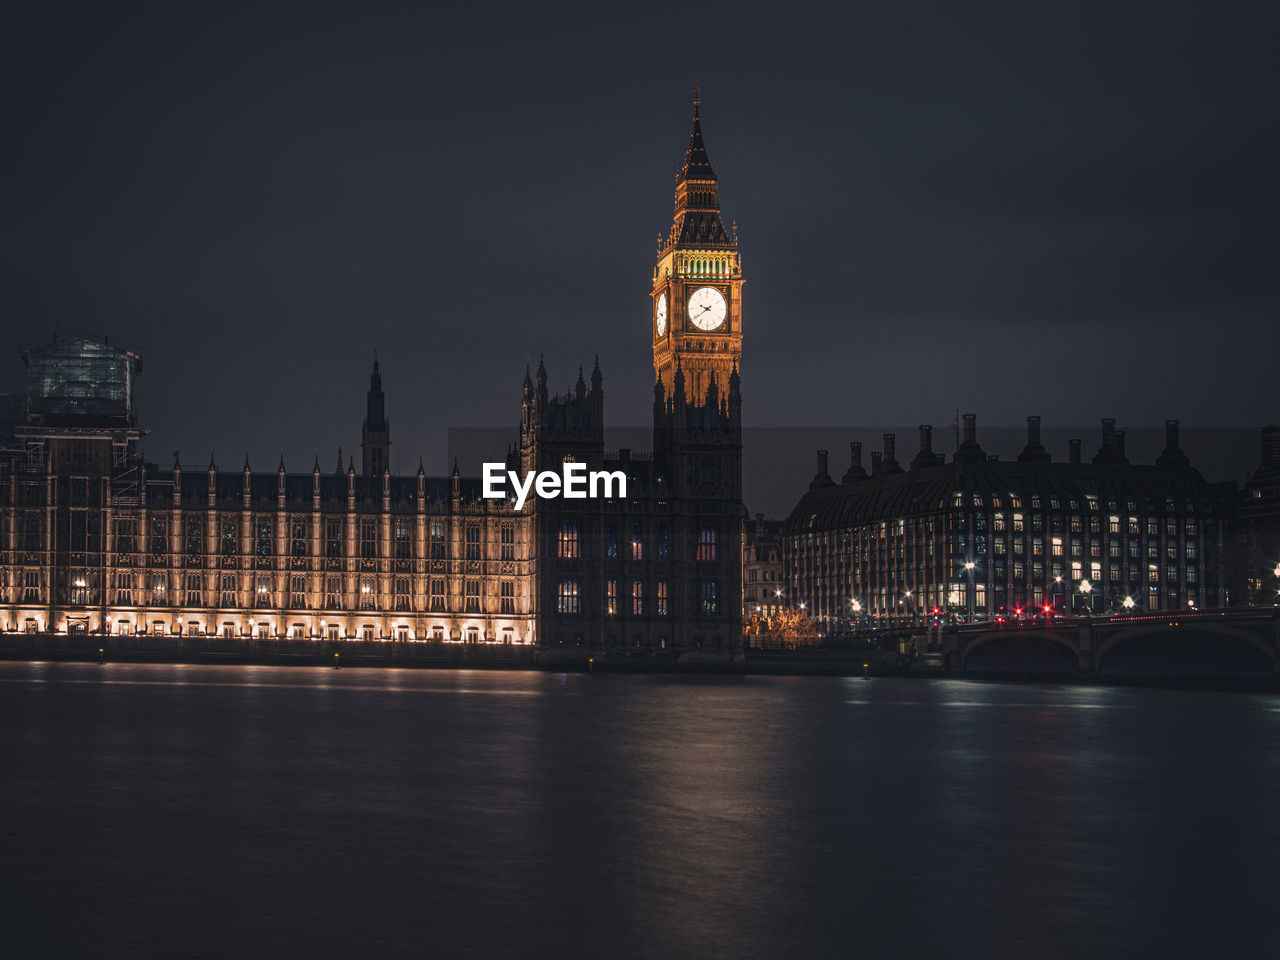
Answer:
[
  {"left": 1078, "top": 579, "right": 1093, "bottom": 616},
  {"left": 961, "top": 561, "right": 977, "bottom": 622},
  {"left": 1122, "top": 595, "right": 1135, "bottom": 610}
]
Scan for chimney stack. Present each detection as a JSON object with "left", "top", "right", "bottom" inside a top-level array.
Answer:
[
  {"left": 1069, "top": 438, "right": 1081, "bottom": 464},
  {"left": 883, "top": 433, "right": 896, "bottom": 463},
  {"left": 962, "top": 414, "right": 976, "bottom": 445},
  {"left": 871, "top": 451, "right": 883, "bottom": 472},
  {"left": 1157, "top": 418, "right": 1191, "bottom": 468},
  {"left": 817, "top": 450, "right": 829, "bottom": 476},
  {"left": 1102, "top": 417, "right": 1117, "bottom": 447},
  {"left": 911, "top": 424, "right": 939, "bottom": 469},
  {"left": 851, "top": 441, "right": 862, "bottom": 469},
  {"left": 1115, "top": 430, "right": 1126, "bottom": 458},
  {"left": 1027, "top": 415, "right": 1041, "bottom": 446}
]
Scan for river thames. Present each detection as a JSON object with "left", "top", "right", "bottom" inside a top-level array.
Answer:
[{"left": 2, "top": 662, "right": 1277, "bottom": 959}]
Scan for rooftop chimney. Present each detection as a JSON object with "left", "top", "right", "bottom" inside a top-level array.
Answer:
[
  {"left": 954, "top": 413, "right": 986, "bottom": 464},
  {"left": 1156, "top": 418, "right": 1191, "bottom": 468},
  {"left": 871, "top": 451, "right": 883, "bottom": 472},
  {"left": 1017, "top": 414, "right": 1050, "bottom": 464},
  {"left": 809, "top": 449, "right": 834, "bottom": 490},
  {"left": 912, "top": 424, "right": 939, "bottom": 470},
  {"left": 1093, "top": 418, "right": 1128, "bottom": 465},
  {"left": 843, "top": 441, "right": 868, "bottom": 484},
  {"left": 1069, "top": 438, "right": 1081, "bottom": 464},
  {"left": 883, "top": 433, "right": 896, "bottom": 463}
]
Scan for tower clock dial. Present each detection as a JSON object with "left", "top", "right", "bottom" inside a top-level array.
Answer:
[
  {"left": 688, "top": 286, "right": 727, "bottom": 331},
  {"left": 655, "top": 293, "right": 667, "bottom": 336}
]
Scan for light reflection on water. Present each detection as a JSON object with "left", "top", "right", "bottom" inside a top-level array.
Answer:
[{"left": 2, "top": 662, "right": 1277, "bottom": 959}]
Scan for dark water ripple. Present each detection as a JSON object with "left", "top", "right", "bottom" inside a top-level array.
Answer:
[{"left": 1, "top": 662, "right": 1277, "bottom": 959}]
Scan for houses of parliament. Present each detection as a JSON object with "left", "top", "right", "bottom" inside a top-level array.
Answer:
[{"left": 0, "top": 99, "right": 746, "bottom": 652}]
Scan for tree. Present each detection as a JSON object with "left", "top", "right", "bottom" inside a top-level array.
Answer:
[{"left": 766, "top": 607, "right": 820, "bottom": 647}]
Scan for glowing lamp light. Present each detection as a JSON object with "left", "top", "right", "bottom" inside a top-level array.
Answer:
[
  {"left": 1079, "top": 580, "right": 1092, "bottom": 595},
  {"left": 1122, "top": 596, "right": 1135, "bottom": 609},
  {"left": 774, "top": 589, "right": 782, "bottom": 597},
  {"left": 799, "top": 602, "right": 807, "bottom": 610},
  {"left": 963, "top": 561, "right": 975, "bottom": 571},
  {"left": 1274, "top": 563, "right": 1280, "bottom": 578}
]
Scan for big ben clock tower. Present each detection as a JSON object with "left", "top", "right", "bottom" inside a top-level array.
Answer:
[{"left": 652, "top": 90, "right": 742, "bottom": 402}]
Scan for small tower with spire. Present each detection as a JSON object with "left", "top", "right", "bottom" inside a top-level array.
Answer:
[{"left": 361, "top": 358, "right": 391, "bottom": 477}]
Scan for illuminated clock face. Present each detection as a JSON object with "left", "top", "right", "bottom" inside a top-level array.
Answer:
[
  {"left": 688, "top": 287, "right": 727, "bottom": 331},
  {"left": 655, "top": 293, "right": 667, "bottom": 336}
]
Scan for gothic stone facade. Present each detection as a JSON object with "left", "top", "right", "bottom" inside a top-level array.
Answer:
[
  {"left": 520, "top": 359, "right": 743, "bottom": 656},
  {"left": 0, "top": 100, "right": 747, "bottom": 651}
]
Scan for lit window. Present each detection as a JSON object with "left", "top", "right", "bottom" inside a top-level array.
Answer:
[
  {"left": 557, "top": 579, "right": 580, "bottom": 614},
  {"left": 699, "top": 580, "right": 719, "bottom": 616},
  {"left": 698, "top": 525, "right": 717, "bottom": 561},
  {"left": 558, "top": 521, "right": 579, "bottom": 559}
]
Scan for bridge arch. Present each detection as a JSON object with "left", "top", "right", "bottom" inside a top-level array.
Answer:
[
  {"left": 961, "top": 629, "right": 1081, "bottom": 669},
  {"left": 1095, "top": 621, "right": 1278, "bottom": 671}
]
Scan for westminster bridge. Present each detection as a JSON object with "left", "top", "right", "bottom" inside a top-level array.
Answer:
[{"left": 941, "top": 607, "right": 1280, "bottom": 678}]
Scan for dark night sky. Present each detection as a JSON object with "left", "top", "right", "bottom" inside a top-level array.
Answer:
[{"left": 4, "top": 1, "right": 1277, "bottom": 511}]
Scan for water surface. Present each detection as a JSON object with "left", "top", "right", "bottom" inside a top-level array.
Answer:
[{"left": 2, "top": 663, "right": 1277, "bottom": 958}]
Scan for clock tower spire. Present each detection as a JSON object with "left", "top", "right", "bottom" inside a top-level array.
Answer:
[{"left": 651, "top": 89, "right": 742, "bottom": 403}]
